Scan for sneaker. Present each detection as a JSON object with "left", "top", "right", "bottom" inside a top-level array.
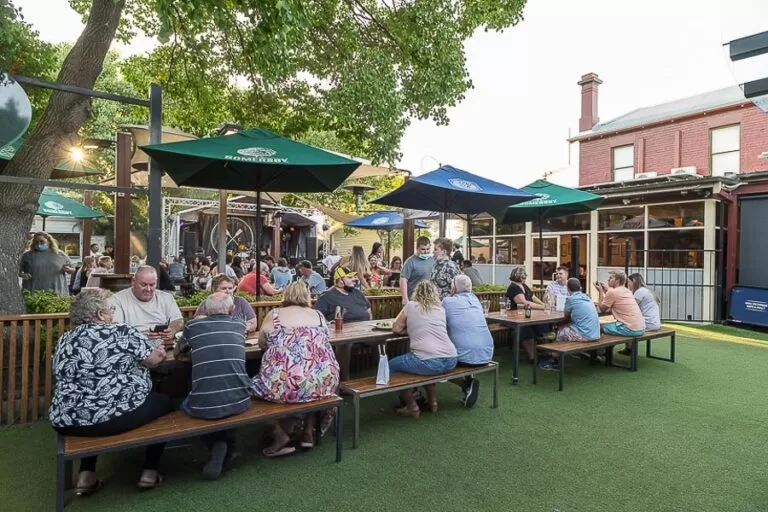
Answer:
[
  {"left": 463, "top": 378, "right": 480, "bottom": 409},
  {"left": 202, "top": 440, "right": 228, "bottom": 481},
  {"left": 538, "top": 358, "right": 560, "bottom": 371},
  {"left": 617, "top": 348, "right": 632, "bottom": 356}
]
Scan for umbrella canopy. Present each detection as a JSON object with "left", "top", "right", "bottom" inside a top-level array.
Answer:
[
  {"left": 345, "top": 211, "right": 428, "bottom": 230},
  {"left": 494, "top": 179, "right": 603, "bottom": 224},
  {"left": 36, "top": 189, "right": 104, "bottom": 230},
  {"left": 454, "top": 235, "right": 487, "bottom": 248},
  {"left": 0, "top": 139, "right": 103, "bottom": 179},
  {"left": 493, "top": 180, "right": 603, "bottom": 287},
  {"left": 141, "top": 128, "right": 360, "bottom": 192},
  {"left": 370, "top": 165, "right": 535, "bottom": 215}
]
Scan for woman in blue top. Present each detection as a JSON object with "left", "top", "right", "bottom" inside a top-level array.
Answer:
[{"left": 271, "top": 258, "right": 293, "bottom": 289}]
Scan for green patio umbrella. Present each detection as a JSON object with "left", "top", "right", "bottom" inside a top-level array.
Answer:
[
  {"left": 0, "top": 139, "right": 104, "bottom": 179},
  {"left": 454, "top": 235, "right": 487, "bottom": 248},
  {"left": 494, "top": 180, "right": 603, "bottom": 286},
  {"left": 141, "top": 128, "right": 361, "bottom": 294},
  {"left": 37, "top": 188, "right": 105, "bottom": 230}
]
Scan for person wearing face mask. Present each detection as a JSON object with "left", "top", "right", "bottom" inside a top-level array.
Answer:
[
  {"left": 20, "top": 231, "right": 76, "bottom": 295},
  {"left": 399, "top": 236, "right": 434, "bottom": 305}
]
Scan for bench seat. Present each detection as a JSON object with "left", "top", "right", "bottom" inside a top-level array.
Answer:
[
  {"left": 339, "top": 362, "right": 499, "bottom": 449},
  {"left": 56, "top": 396, "right": 343, "bottom": 511}
]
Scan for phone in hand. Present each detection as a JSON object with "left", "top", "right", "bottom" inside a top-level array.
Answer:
[{"left": 152, "top": 324, "right": 169, "bottom": 333}]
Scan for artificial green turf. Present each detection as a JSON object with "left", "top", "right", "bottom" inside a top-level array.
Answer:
[
  {"left": 670, "top": 322, "right": 768, "bottom": 343},
  {"left": 2, "top": 333, "right": 767, "bottom": 512}
]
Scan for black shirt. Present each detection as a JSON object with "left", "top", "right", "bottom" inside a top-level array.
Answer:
[
  {"left": 451, "top": 250, "right": 464, "bottom": 264},
  {"left": 315, "top": 287, "right": 371, "bottom": 322},
  {"left": 506, "top": 282, "right": 533, "bottom": 302}
]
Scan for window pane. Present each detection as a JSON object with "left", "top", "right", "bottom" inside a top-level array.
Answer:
[
  {"left": 495, "top": 236, "right": 526, "bottom": 264},
  {"left": 598, "top": 206, "right": 645, "bottom": 230},
  {"left": 496, "top": 222, "right": 525, "bottom": 235},
  {"left": 469, "top": 219, "right": 492, "bottom": 237},
  {"left": 613, "top": 145, "right": 634, "bottom": 168},
  {"left": 597, "top": 232, "right": 643, "bottom": 266},
  {"left": 533, "top": 237, "right": 558, "bottom": 258},
  {"left": 470, "top": 238, "right": 491, "bottom": 264},
  {"left": 647, "top": 202, "right": 704, "bottom": 228},
  {"left": 712, "top": 151, "right": 740, "bottom": 176},
  {"left": 648, "top": 230, "right": 704, "bottom": 268},
  {"left": 55, "top": 233, "right": 82, "bottom": 258},
  {"left": 533, "top": 213, "right": 591, "bottom": 232},
  {"left": 533, "top": 261, "right": 558, "bottom": 283},
  {"left": 614, "top": 166, "right": 634, "bottom": 181},
  {"left": 711, "top": 125, "right": 740, "bottom": 153}
]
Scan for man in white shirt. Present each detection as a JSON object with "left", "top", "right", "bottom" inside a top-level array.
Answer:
[
  {"left": 545, "top": 265, "right": 570, "bottom": 305},
  {"left": 321, "top": 248, "right": 341, "bottom": 274},
  {"left": 89, "top": 243, "right": 101, "bottom": 257},
  {"left": 111, "top": 265, "right": 184, "bottom": 345}
]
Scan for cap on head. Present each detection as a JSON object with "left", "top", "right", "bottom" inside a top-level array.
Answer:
[{"left": 334, "top": 266, "right": 357, "bottom": 282}]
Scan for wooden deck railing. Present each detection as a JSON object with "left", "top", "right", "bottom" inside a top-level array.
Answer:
[{"left": 1, "top": 292, "right": 504, "bottom": 425}]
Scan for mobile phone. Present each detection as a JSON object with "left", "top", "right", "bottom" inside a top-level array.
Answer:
[{"left": 152, "top": 324, "right": 169, "bottom": 333}]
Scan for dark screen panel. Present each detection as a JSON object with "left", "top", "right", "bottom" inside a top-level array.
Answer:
[{"left": 739, "top": 197, "right": 768, "bottom": 288}]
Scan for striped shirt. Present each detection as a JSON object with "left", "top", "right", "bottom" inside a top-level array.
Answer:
[{"left": 177, "top": 315, "right": 252, "bottom": 420}]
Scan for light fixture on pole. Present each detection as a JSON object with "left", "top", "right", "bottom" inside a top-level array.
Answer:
[
  {"left": 216, "top": 123, "right": 243, "bottom": 136},
  {"left": 342, "top": 183, "right": 376, "bottom": 213}
]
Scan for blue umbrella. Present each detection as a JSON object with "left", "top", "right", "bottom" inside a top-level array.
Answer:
[
  {"left": 345, "top": 211, "right": 428, "bottom": 261},
  {"left": 370, "top": 165, "right": 535, "bottom": 255}
]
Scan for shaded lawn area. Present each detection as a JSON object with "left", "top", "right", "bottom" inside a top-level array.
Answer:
[{"left": 2, "top": 332, "right": 768, "bottom": 512}]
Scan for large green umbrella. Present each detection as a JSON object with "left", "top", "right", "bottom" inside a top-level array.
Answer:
[
  {"left": 0, "top": 139, "right": 104, "bottom": 179},
  {"left": 37, "top": 189, "right": 105, "bottom": 230},
  {"left": 494, "top": 180, "right": 603, "bottom": 286},
  {"left": 454, "top": 235, "right": 487, "bottom": 248},
  {"left": 141, "top": 128, "right": 361, "bottom": 294}
]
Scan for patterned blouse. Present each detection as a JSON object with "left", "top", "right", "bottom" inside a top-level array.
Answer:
[
  {"left": 431, "top": 256, "right": 461, "bottom": 299},
  {"left": 49, "top": 323, "right": 154, "bottom": 428}
]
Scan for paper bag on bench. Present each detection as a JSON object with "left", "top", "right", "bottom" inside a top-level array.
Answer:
[{"left": 376, "top": 345, "right": 390, "bottom": 385}]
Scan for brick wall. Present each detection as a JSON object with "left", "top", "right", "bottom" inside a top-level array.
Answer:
[{"left": 579, "top": 104, "right": 768, "bottom": 186}]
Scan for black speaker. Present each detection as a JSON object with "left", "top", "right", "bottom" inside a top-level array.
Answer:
[
  {"left": 305, "top": 237, "right": 318, "bottom": 264},
  {"left": 183, "top": 231, "right": 198, "bottom": 260}
]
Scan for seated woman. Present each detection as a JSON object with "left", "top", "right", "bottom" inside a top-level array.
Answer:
[
  {"left": 238, "top": 262, "right": 282, "bottom": 296},
  {"left": 49, "top": 288, "right": 170, "bottom": 495},
  {"left": 390, "top": 280, "right": 458, "bottom": 418},
  {"left": 506, "top": 267, "right": 548, "bottom": 361},
  {"left": 195, "top": 274, "right": 258, "bottom": 334},
  {"left": 271, "top": 257, "right": 293, "bottom": 289},
  {"left": 252, "top": 282, "right": 340, "bottom": 457}
]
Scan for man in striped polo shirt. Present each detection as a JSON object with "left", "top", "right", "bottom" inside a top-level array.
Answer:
[{"left": 176, "top": 292, "right": 253, "bottom": 480}]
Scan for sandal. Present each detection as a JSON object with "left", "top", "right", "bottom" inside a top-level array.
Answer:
[
  {"left": 75, "top": 479, "right": 103, "bottom": 497},
  {"left": 395, "top": 405, "right": 420, "bottom": 418},
  {"left": 137, "top": 472, "right": 164, "bottom": 490},
  {"left": 262, "top": 445, "right": 296, "bottom": 458}
]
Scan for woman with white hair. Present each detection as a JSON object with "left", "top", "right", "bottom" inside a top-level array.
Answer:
[
  {"left": 49, "top": 288, "right": 170, "bottom": 495},
  {"left": 442, "top": 274, "right": 494, "bottom": 408}
]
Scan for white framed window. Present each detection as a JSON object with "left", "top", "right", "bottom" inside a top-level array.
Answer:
[
  {"left": 710, "top": 125, "right": 740, "bottom": 176},
  {"left": 612, "top": 145, "right": 634, "bottom": 182}
]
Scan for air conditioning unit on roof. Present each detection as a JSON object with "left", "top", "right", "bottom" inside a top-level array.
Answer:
[
  {"left": 670, "top": 166, "right": 697, "bottom": 176},
  {"left": 634, "top": 172, "right": 658, "bottom": 179}
]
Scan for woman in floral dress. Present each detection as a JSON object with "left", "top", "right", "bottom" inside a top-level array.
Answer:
[{"left": 252, "top": 282, "right": 340, "bottom": 457}]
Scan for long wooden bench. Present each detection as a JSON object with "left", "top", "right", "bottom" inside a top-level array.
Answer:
[
  {"left": 533, "top": 328, "right": 676, "bottom": 391},
  {"left": 56, "top": 396, "right": 343, "bottom": 512},
  {"left": 338, "top": 362, "right": 499, "bottom": 449}
]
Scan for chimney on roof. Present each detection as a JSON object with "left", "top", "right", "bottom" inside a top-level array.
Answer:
[{"left": 578, "top": 73, "right": 602, "bottom": 132}]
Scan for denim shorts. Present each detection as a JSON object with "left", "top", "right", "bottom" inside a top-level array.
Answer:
[
  {"left": 388, "top": 352, "right": 458, "bottom": 375},
  {"left": 601, "top": 321, "right": 644, "bottom": 337}
]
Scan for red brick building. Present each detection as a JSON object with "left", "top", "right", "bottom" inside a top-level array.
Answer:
[{"left": 568, "top": 73, "right": 768, "bottom": 322}]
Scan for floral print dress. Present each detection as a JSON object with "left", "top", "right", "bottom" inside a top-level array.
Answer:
[{"left": 251, "top": 309, "right": 340, "bottom": 429}]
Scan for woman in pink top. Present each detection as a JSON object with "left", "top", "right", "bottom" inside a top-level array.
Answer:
[
  {"left": 596, "top": 271, "right": 645, "bottom": 336},
  {"left": 390, "top": 281, "right": 458, "bottom": 418}
]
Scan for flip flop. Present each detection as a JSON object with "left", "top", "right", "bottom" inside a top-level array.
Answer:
[
  {"left": 137, "top": 473, "right": 164, "bottom": 490},
  {"left": 75, "top": 479, "right": 103, "bottom": 497},
  {"left": 262, "top": 445, "right": 296, "bottom": 458}
]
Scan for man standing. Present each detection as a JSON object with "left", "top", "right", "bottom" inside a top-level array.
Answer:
[
  {"left": 89, "top": 243, "right": 101, "bottom": 257},
  {"left": 399, "top": 236, "right": 434, "bottom": 305},
  {"left": 321, "top": 248, "right": 341, "bottom": 273},
  {"left": 111, "top": 266, "right": 184, "bottom": 346},
  {"left": 298, "top": 260, "right": 327, "bottom": 295},
  {"left": 596, "top": 271, "right": 646, "bottom": 336},
  {"left": 431, "top": 237, "right": 461, "bottom": 300},
  {"left": 460, "top": 259, "right": 484, "bottom": 287},
  {"left": 176, "top": 293, "right": 251, "bottom": 480},
  {"left": 539, "top": 278, "right": 600, "bottom": 371},
  {"left": 451, "top": 242, "right": 464, "bottom": 265}
]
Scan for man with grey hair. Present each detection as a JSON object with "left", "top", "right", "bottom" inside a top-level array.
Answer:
[
  {"left": 176, "top": 292, "right": 251, "bottom": 480},
  {"left": 111, "top": 265, "right": 184, "bottom": 345},
  {"left": 321, "top": 247, "right": 341, "bottom": 273},
  {"left": 441, "top": 274, "right": 494, "bottom": 408}
]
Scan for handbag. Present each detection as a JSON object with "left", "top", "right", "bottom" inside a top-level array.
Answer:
[{"left": 375, "top": 344, "right": 390, "bottom": 385}]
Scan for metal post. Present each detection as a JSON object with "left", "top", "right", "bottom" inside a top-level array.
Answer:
[
  {"left": 218, "top": 190, "right": 227, "bottom": 274},
  {"left": 571, "top": 235, "right": 580, "bottom": 282},
  {"left": 717, "top": 204, "right": 725, "bottom": 322},
  {"left": 624, "top": 238, "right": 630, "bottom": 276},
  {"left": 439, "top": 212, "right": 447, "bottom": 237},
  {"left": 114, "top": 131, "right": 132, "bottom": 273},
  {"left": 82, "top": 191, "right": 92, "bottom": 257},
  {"left": 146, "top": 83, "right": 163, "bottom": 267},
  {"left": 255, "top": 191, "right": 262, "bottom": 298},
  {"left": 466, "top": 214, "right": 472, "bottom": 262}
]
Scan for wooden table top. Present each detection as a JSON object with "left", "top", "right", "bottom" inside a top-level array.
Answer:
[{"left": 485, "top": 309, "right": 566, "bottom": 325}]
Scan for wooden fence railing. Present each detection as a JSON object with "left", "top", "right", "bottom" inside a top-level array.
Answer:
[{"left": 0, "top": 292, "right": 504, "bottom": 426}]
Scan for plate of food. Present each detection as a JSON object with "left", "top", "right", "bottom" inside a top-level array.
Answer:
[{"left": 372, "top": 321, "right": 393, "bottom": 331}]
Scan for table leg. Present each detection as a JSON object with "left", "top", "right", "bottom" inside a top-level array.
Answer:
[{"left": 512, "top": 327, "right": 520, "bottom": 385}]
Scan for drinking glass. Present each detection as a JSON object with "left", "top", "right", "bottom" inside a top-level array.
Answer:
[{"left": 481, "top": 300, "right": 490, "bottom": 314}]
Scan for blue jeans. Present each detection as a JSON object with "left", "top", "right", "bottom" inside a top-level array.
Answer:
[
  {"left": 388, "top": 352, "right": 458, "bottom": 375},
  {"left": 601, "top": 321, "right": 644, "bottom": 337}
]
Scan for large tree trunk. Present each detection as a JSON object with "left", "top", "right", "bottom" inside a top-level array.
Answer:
[{"left": 0, "top": 0, "right": 124, "bottom": 314}]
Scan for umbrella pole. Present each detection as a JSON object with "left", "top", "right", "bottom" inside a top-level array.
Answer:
[
  {"left": 386, "top": 230, "right": 391, "bottom": 265},
  {"left": 538, "top": 211, "right": 544, "bottom": 289},
  {"left": 41, "top": 216, "right": 46, "bottom": 232},
  {"left": 218, "top": 190, "right": 227, "bottom": 277},
  {"left": 466, "top": 213, "right": 471, "bottom": 263},
  {"left": 255, "top": 191, "right": 262, "bottom": 299}
]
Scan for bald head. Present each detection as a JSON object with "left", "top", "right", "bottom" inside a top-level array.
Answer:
[{"left": 203, "top": 292, "right": 234, "bottom": 315}]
